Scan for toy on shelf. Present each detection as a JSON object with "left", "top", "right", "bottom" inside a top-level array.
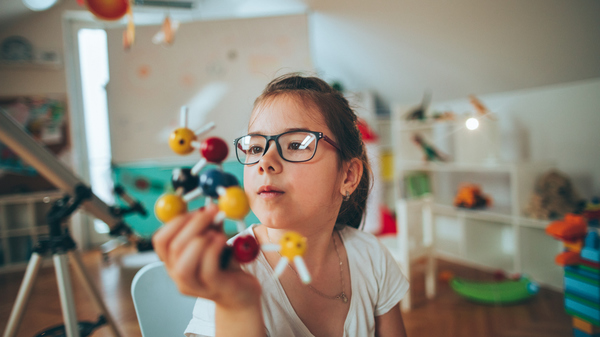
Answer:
[
  {"left": 453, "top": 184, "right": 492, "bottom": 209},
  {"left": 412, "top": 133, "right": 449, "bottom": 162},
  {"left": 546, "top": 212, "right": 600, "bottom": 335},
  {"left": 546, "top": 214, "right": 588, "bottom": 242},
  {"left": 584, "top": 197, "right": 600, "bottom": 227},
  {"left": 469, "top": 95, "right": 496, "bottom": 120},
  {"left": 403, "top": 172, "right": 431, "bottom": 199},
  {"left": 404, "top": 91, "right": 431, "bottom": 121},
  {"left": 430, "top": 110, "right": 455, "bottom": 121},
  {"left": 525, "top": 169, "right": 586, "bottom": 220}
]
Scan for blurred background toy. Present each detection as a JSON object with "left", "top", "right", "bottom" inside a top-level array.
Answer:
[
  {"left": 412, "top": 133, "right": 449, "bottom": 162},
  {"left": 449, "top": 275, "right": 539, "bottom": 305},
  {"left": 404, "top": 91, "right": 431, "bottom": 121},
  {"left": 454, "top": 183, "right": 492, "bottom": 209},
  {"left": 525, "top": 169, "right": 586, "bottom": 220},
  {"left": 546, "top": 213, "right": 600, "bottom": 335},
  {"left": 584, "top": 197, "right": 600, "bottom": 227}
]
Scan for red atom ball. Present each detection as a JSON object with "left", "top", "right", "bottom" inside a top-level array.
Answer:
[
  {"left": 201, "top": 137, "right": 229, "bottom": 163},
  {"left": 232, "top": 235, "right": 259, "bottom": 263}
]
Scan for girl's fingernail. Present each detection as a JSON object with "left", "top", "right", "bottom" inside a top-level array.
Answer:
[{"left": 198, "top": 206, "right": 206, "bottom": 212}]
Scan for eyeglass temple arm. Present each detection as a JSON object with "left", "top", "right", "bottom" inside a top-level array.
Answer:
[{"left": 321, "top": 134, "right": 341, "bottom": 152}]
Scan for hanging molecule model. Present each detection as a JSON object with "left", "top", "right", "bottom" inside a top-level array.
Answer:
[{"left": 154, "top": 106, "right": 312, "bottom": 283}]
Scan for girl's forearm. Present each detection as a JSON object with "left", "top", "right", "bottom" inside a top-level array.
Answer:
[{"left": 215, "top": 302, "right": 265, "bottom": 337}]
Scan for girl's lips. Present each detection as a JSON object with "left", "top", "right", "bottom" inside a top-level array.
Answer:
[
  {"left": 258, "top": 191, "right": 284, "bottom": 199},
  {"left": 257, "top": 185, "right": 284, "bottom": 199}
]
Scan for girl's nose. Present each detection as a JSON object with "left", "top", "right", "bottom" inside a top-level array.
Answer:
[{"left": 258, "top": 140, "right": 282, "bottom": 174}]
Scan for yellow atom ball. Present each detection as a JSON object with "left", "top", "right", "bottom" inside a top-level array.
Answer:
[
  {"left": 155, "top": 194, "right": 187, "bottom": 223},
  {"left": 218, "top": 186, "right": 250, "bottom": 220},
  {"left": 280, "top": 232, "right": 307, "bottom": 259},
  {"left": 168, "top": 128, "right": 196, "bottom": 155}
]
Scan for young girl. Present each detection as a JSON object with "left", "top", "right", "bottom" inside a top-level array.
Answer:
[{"left": 152, "top": 74, "right": 409, "bottom": 337}]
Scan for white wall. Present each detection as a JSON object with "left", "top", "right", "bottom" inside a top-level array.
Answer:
[
  {"left": 0, "top": 1, "right": 81, "bottom": 96},
  {"left": 104, "top": 14, "right": 312, "bottom": 164},
  {"left": 308, "top": 0, "right": 600, "bottom": 104},
  {"left": 2, "top": 0, "right": 599, "bottom": 193},
  {"left": 430, "top": 78, "right": 600, "bottom": 199}
]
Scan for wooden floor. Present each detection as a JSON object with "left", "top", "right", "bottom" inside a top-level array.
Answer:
[{"left": 0, "top": 248, "right": 573, "bottom": 337}]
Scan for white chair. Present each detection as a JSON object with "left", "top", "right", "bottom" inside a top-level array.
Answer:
[{"left": 131, "top": 261, "right": 197, "bottom": 337}]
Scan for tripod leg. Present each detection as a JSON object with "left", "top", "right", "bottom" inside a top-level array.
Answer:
[
  {"left": 54, "top": 253, "right": 81, "bottom": 337},
  {"left": 3, "top": 253, "right": 43, "bottom": 337},
  {"left": 69, "top": 250, "right": 123, "bottom": 337}
]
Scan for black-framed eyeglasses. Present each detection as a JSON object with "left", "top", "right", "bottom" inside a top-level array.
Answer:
[{"left": 233, "top": 130, "right": 341, "bottom": 165}]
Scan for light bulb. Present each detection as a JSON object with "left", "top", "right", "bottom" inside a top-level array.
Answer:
[
  {"left": 466, "top": 117, "right": 479, "bottom": 130},
  {"left": 22, "top": 0, "right": 59, "bottom": 11}
]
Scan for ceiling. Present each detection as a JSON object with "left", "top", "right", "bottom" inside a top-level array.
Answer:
[{"left": 0, "top": 0, "right": 309, "bottom": 27}]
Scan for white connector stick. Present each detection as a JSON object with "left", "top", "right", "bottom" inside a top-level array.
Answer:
[
  {"left": 195, "top": 121, "right": 216, "bottom": 137},
  {"left": 180, "top": 106, "right": 188, "bottom": 127},
  {"left": 294, "top": 256, "right": 312, "bottom": 284}
]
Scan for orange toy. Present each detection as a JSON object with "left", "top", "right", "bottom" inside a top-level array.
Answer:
[
  {"left": 454, "top": 184, "right": 492, "bottom": 209},
  {"left": 545, "top": 213, "right": 587, "bottom": 241},
  {"left": 555, "top": 251, "right": 581, "bottom": 266}
]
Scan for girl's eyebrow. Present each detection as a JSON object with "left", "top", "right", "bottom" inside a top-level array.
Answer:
[{"left": 247, "top": 127, "right": 312, "bottom": 135}]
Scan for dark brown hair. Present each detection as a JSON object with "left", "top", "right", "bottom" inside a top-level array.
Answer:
[{"left": 252, "top": 73, "right": 372, "bottom": 229}]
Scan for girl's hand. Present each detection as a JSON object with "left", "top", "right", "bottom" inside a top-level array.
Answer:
[{"left": 152, "top": 203, "right": 262, "bottom": 310}]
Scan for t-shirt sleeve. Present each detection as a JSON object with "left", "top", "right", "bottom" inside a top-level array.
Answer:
[
  {"left": 374, "top": 239, "right": 410, "bottom": 316},
  {"left": 184, "top": 297, "right": 216, "bottom": 337}
]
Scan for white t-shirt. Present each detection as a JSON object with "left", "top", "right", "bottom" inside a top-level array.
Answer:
[{"left": 185, "top": 225, "right": 409, "bottom": 337}]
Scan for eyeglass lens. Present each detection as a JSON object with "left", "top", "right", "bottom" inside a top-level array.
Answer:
[{"left": 237, "top": 132, "right": 318, "bottom": 164}]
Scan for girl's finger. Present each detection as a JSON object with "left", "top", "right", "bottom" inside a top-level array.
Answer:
[
  {"left": 167, "top": 206, "right": 219, "bottom": 265},
  {"left": 170, "top": 231, "right": 217, "bottom": 295},
  {"left": 152, "top": 212, "right": 195, "bottom": 261},
  {"left": 198, "top": 232, "right": 228, "bottom": 285}
]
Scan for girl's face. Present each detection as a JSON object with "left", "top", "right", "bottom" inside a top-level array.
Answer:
[{"left": 243, "top": 95, "right": 343, "bottom": 233}]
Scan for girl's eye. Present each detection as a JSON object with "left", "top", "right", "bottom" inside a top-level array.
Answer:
[
  {"left": 249, "top": 146, "right": 263, "bottom": 154},
  {"left": 288, "top": 142, "right": 302, "bottom": 151}
]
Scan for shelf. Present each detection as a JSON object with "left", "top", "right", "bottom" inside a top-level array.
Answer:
[
  {"left": 433, "top": 203, "right": 513, "bottom": 223},
  {"left": 517, "top": 216, "right": 552, "bottom": 230},
  {"left": 0, "top": 60, "right": 62, "bottom": 71},
  {"left": 0, "top": 191, "right": 63, "bottom": 272},
  {"left": 395, "top": 120, "right": 458, "bottom": 132},
  {"left": 378, "top": 234, "right": 432, "bottom": 263},
  {"left": 1, "top": 226, "right": 49, "bottom": 238},
  {"left": 0, "top": 190, "right": 62, "bottom": 204},
  {"left": 398, "top": 161, "right": 518, "bottom": 173}
]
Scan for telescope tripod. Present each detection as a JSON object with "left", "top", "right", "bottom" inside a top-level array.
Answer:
[{"left": 3, "top": 186, "right": 122, "bottom": 337}]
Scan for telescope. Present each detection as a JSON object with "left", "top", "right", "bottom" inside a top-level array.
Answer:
[{"left": 0, "top": 109, "right": 144, "bottom": 337}]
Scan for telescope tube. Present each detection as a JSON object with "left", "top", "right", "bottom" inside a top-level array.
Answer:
[{"left": 0, "top": 109, "right": 119, "bottom": 228}]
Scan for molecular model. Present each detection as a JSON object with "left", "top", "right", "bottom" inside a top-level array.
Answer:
[
  {"left": 154, "top": 106, "right": 259, "bottom": 266},
  {"left": 154, "top": 106, "right": 312, "bottom": 283},
  {"left": 262, "top": 232, "right": 312, "bottom": 284}
]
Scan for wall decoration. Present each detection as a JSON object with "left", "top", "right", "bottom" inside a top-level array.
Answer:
[{"left": 0, "top": 95, "right": 69, "bottom": 195}]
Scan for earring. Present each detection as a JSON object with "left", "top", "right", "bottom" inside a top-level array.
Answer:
[{"left": 343, "top": 191, "right": 350, "bottom": 201}]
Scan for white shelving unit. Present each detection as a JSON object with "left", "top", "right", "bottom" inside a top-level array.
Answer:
[
  {"left": 380, "top": 107, "right": 563, "bottom": 311},
  {"left": 0, "top": 190, "right": 64, "bottom": 273}
]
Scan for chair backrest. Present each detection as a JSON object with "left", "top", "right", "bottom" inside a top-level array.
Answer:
[{"left": 131, "top": 261, "right": 197, "bottom": 337}]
